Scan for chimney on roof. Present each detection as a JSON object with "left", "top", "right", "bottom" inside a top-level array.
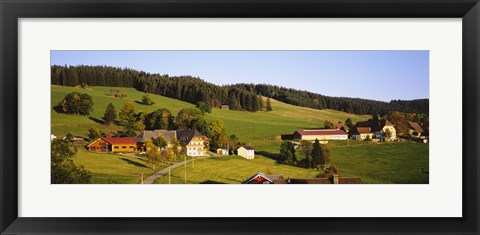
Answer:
[{"left": 333, "top": 174, "right": 339, "bottom": 184}]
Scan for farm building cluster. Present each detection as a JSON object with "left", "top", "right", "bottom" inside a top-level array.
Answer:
[
  {"left": 85, "top": 129, "right": 256, "bottom": 159},
  {"left": 242, "top": 172, "right": 362, "bottom": 184},
  {"left": 290, "top": 118, "right": 428, "bottom": 143}
]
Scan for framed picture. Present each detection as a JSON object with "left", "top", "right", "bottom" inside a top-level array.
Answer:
[{"left": 1, "top": 0, "right": 478, "bottom": 234}]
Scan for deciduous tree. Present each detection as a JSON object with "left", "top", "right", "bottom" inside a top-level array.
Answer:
[
  {"left": 141, "top": 94, "right": 155, "bottom": 105},
  {"left": 196, "top": 101, "right": 212, "bottom": 113},
  {"left": 51, "top": 138, "right": 91, "bottom": 184},
  {"left": 152, "top": 135, "right": 168, "bottom": 149},
  {"left": 144, "top": 108, "right": 175, "bottom": 130},
  {"left": 145, "top": 139, "right": 161, "bottom": 170},
  {"left": 176, "top": 108, "right": 204, "bottom": 130},
  {"left": 57, "top": 92, "right": 93, "bottom": 115},
  {"left": 119, "top": 102, "right": 145, "bottom": 136},
  {"left": 324, "top": 120, "right": 335, "bottom": 129}
]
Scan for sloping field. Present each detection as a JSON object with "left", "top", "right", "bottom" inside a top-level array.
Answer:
[{"left": 51, "top": 85, "right": 369, "bottom": 152}]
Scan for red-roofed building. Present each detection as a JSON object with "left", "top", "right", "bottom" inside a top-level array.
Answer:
[
  {"left": 86, "top": 137, "right": 137, "bottom": 152},
  {"left": 293, "top": 129, "right": 348, "bottom": 141}
]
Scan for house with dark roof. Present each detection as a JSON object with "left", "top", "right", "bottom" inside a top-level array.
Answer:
[
  {"left": 134, "top": 130, "right": 177, "bottom": 151},
  {"left": 176, "top": 129, "right": 208, "bottom": 157},
  {"left": 292, "top": 129, "right": 348, "bottom": 141},
  {"left": 237, "top": 145, "right": 255, "bottom": 159},
  {"left": 408, "top": 122, "right": 424, "bottom": 137},
  {"left": 134, "top": 129, "right": 207, "bottom": 156},
  {"left": 351, "top": 127, "right": 374, "bottom": 140},
  {"left": 351, "top": 119, "right": 396, "bottom": 141},
  {"left": 86, "top": 137, "right": 137, "bottom": 152}
]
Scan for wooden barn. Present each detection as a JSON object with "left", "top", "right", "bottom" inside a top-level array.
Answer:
[{"left": 86, "top": 137, "right": 137, "bottom": 153}]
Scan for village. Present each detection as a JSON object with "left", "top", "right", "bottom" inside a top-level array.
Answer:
[
  {"left": 49, "top": 54, "right": 429, "bottom": 185},
  {"left": 52, "top": 110, "right": 429, "bottom": 184}
]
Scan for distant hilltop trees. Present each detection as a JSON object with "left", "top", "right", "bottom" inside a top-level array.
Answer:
[{"left": 51, "top": 65, "right": 429, "bottom": 115}]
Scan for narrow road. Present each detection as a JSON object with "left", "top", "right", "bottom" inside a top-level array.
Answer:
[
  {"left": 143, "top": 158, "right": 198, "bottom": 184},
  {"left": 122, "top": 151, "right": 221, "bottom": 184}
]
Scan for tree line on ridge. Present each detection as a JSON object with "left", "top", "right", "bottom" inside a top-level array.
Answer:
[{"left": 51, "top": 65, "right": 428, "bottom": 115}]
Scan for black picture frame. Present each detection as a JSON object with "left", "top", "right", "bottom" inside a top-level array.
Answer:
[{"left": 1, "top": 0, "right": 479, "bottom": 234}]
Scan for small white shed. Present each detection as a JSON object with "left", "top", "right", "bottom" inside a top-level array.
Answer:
[{"left": 237, "top": 145, "right": 255, "bottom": 159}]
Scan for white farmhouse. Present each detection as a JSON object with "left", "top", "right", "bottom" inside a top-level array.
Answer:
[
  {"left": 237, "top": 145, "right": 255, "bottom": 159},
  {"left": 177, "top": 129, "right": 208, "bottom": 157}
]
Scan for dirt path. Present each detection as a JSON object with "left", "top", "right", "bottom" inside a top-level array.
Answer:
[
  {"left": 143, "top": 158, "right": 198, "bottom": 184},
  {"left": 121, "top": 151, "right": 221, "bottom": 184},
  {"left": 143, "top": 152, "right": 220, "bottom": 184}
]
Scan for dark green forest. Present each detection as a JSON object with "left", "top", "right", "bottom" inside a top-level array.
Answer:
[{"left": 51, "top": 65, "right": 429, "bottom": 115}]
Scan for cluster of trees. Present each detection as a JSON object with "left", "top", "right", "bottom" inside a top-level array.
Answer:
[
  {"left": 52, "top": 65, "right": 428, "bottom": 116},
  {"left": 55, "top": 92, "right": 94, "bottom": 115},
  {"left": 141, "top": 95, "right": 155, "bottom": 105},
  {"left": 232, "top": 83, "right": 429, "bottom": 115},
  {"left": 51, "top": 65, "right": 265, "bottom": 112},
  {"left": 51, "top": 65, "right": 138, "bottom": 87},
  {"left": 144, "top": 108, "right": 175, "bottom": 130},
  {"left": 323, "top": 120, "right": 335, "bottom": 129},
  {"left": 386, "top": 111, "right": 429, "bottom": 135},
  {"left": 196, "top": 101, "right": 212, "bottom": 113},
  {"left": 109, "top": 89, "right": 127, "bottom": 98},
  {"left": 144, "top": 137, "right": 180, "bottom": 170},
  {"left": 51, "top": 134, "right": 91, "bottom": 184},
  {"left": 118, "top": 102, "right": 146, "bottom": 137},
  {"left": 174, "top": 107, "right": 228, "bottom": 150},
  {"left": 279, "top": 139, "right": 331, "bottom": 169},
  {"left": 85, "top": 101, "right": 229, "bottom": 151}
]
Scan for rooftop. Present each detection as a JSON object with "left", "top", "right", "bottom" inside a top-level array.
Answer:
[
  {"left": 102, "top": 137, "right": 137, "bottom": 145},
  {"left": 295, "top": 129, "right": 348, "bottom": 136}
]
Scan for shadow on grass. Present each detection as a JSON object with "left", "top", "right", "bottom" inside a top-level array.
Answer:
[
  {"left": 89, "top": 116, "right": 105, "bottom": 125},
  {"left": 52, "top": 105, "right": 63, "bottom": 113},
  {"left": 120, "top": 158, "right": 149, "bottom": 168},
  {"left": 257, "top": 151, "right": 282, "bottom": 164},
  {"left": 135, "top": 100, "right": 151, "bottom": 106},
  {"left": 200, "top": 180, "right": 226, "bottom": 184},
  {"left": 280, "top": 134, "right": 293, "bottom": 140}
]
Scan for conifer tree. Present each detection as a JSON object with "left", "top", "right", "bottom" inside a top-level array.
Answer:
[
  {"left": 266, "top": 98, "right": 272, "bottom": 111},
  {"left": 311, "top": 139, "right": 322, "bottom": 169},
  {"left": 103, "top": 103, "right": 117, "bottom": 125}
]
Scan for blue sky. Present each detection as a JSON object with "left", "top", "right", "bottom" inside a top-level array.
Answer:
[{"left": 51, "top": 51, "right": 429, "bottom": 102}]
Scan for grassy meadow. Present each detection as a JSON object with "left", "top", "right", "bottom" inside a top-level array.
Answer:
[
  {"left": 71, "top": 149, "right": 164, "bottom": 184},
  {"left": 154, "top": 155, "right": 320, "bottom": 184},
  {"left": 155, "top": 142, "right": 428, "bottom": 184},
  {"left": 330, "top": 142, "right": 429, "bottom": 184},
  {"left": 51, "top": 85, "right": 369, "bottom": 152},
  {"left": 52, "top": 85, "right": 429, "bottom": 184}
]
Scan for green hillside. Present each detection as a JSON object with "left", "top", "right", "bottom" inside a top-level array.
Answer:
[
  {"left": 52, "top": 85, "right": 428, "bottom": 184},
  {"left": 156, "top": 142, "right": 429, "bottom": 184},
  {"left": 51, "top": 85, "right": 369, "bottom": 152}
]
